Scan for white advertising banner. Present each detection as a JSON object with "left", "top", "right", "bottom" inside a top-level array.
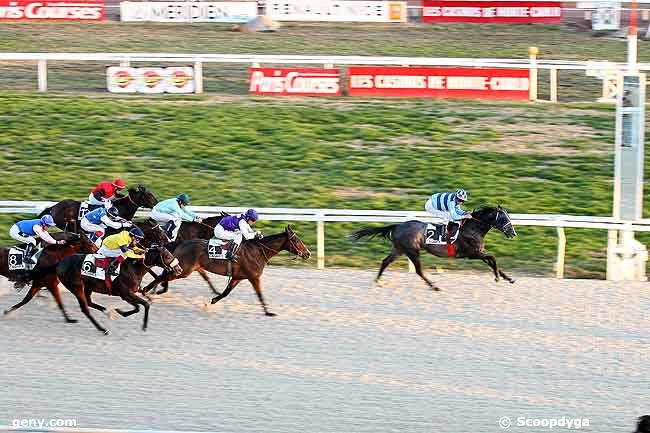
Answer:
[
  {"left": 591, "top": 1, "right": 620, "bottom": 30},
  {"left": 120, "top": 1, "right": 257, "bottom": 22},
  {"left": 107, "top": 67, "right": 195, "bottom": 93},
  {"left": 265, "top": 0, "right": 407, "bottom": 22}
]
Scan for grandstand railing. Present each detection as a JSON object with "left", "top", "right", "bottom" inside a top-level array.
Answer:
[{"left": 1, "top": 200, "right": 647, "bottom": 278}]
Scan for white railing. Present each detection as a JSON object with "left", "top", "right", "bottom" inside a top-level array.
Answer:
[
  {"left": 0, "top": 52, "right": 643, "bottom": 102},
  {"left": 2, "top": 201, "right": 649, "bottom": 278}
]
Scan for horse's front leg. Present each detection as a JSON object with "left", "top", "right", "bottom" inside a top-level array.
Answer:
[
  {"left": 478, "top": 252, "right": 514, "bottom": 284},
  {"left": 211, "top": 279, "right": 241, "bottom": 305}
]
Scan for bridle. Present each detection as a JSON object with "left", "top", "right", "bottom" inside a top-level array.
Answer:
[
  {"left": 257, "top": 231, "right": 306, "bottom": 261},
  {"left": 143, "top": 246, "right": 179, "bottom": 272},
  {"left": 473, "top": 209, "right": 512, "bottom": 234}
]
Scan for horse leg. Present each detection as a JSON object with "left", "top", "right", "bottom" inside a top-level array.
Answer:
[
  {"left": 249, "top": 277, "right": 275, "bottom": 317},
  {"left": 3, "top": 282, "right": 42, "bottom": 316},
  {"left": 73, "top": 283, "right": 109, "bottom": 335},
  {"left": 480, "top": 256, "right": 499, "bottom": 282},
  {"left": 481, "top": 253, "right": 515, "bottom": 284},
  {"left": 85, "top": 287, "right": 106, "bottom": 313},
  {"left": 119, "top": 291, "right": 150, "bottom": 331},
  {"left": 405, "top": 250, "right": 439, "bottom": 291},
  {"left": 210, "top": 279, "right": 241, "bottom": 305},
  {"left": 50, "top": 282, "right": 77, "bottom": 323},
  {"left": 155, "top": 280, "right": 170, "bottom": 296},
  {"left": 141, "top": 270, "right": 170, "bottom": 294},
  {"left": 198, "top": 269, "right": 220, "bottom": 295},
  {"left": 376, "top": 250, "right": 400, "bottom": 283}
]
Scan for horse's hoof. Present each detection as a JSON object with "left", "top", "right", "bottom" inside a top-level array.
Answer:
[
  {"left": 494, "top": 278, "right": 499, "bottom": 283},
  {"left": 210, "top": 297, "right": 219, "bottom": 305},
  {"left": 103, "top": 329, "right": 110, "bottom": 336},
  {"left": 65, "top": 318, "right": 78, "bottom": 324},
  {"left": 432, "top": 286, "right": 440, "bottom": 292},
  {"left": 265, "top": 312, "right": 277, "bottom": 317},
  {"left": 3, "top": 309, "right": 12, "bottom": 316},
  {"left": 509, "top": 279, "right": 516, "bottom": 284}
]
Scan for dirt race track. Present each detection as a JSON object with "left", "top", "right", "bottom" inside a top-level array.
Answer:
[{"left": 0, "top": 267, "right": 648, "bottom": 433}]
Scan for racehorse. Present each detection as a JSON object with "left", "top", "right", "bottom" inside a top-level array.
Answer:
[
  {"left": 56, "top": 245, "right": 182, "bottom": 334},
  {"left": 351, "top": 206, "right": 517, "bottom": 290},
  {"left": 38, "top": 185, "right": 158, "bottom": 232},
  {"left": 141, "top": 226, "right": 310, "bottom": 317},
  {"left": 2, "top": 232, "right": 98, "bottom": 322}
]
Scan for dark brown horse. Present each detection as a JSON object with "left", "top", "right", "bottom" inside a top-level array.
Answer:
[
  {"left": 351, "top": 206, "right": 517, "bottom": 290},
  {"left": 142, "top": 226, "right": 310, "bottom": 316},
  {"left": 56, "top": 246, "right": 182, "bottom": 334},
  {"left": 38, "top": 185, "right": 158, "bottom": 232},
  {"left": 2, "top": 232, "right": 98, "bottom": 322}
]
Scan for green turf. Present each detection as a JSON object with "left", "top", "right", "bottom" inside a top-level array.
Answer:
[{"left": 0, "top": 92, "right": 639, "bottom": 278}]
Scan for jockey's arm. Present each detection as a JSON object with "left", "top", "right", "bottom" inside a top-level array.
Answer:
[
  {"left": 93, "top": 189, "right": 107, "bottom": 200},
  {"left": 125, "top": 249, "right": 144, "bottom": 259},
  {"left": 180, "top": 206, "right": 198, "bottom": 222},
  {"left": 33, "top": 225, "right": 60, "bottom": 245},
  {"left": 101, "top": 215, "right": 127, "bottom": 229},
  {"left": 449, "top": 204, "right": 469, "bottom": 222},
  {"left": 238, "top": 219, "right": 257, "bottom": 240}
]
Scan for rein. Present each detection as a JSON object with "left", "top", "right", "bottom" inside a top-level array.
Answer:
[{"left": 256, "top": 232, "right": 301, "bottom": 262}]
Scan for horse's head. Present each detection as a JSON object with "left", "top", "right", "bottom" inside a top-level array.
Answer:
[
  {"left": 283, "top": 225, "right": 311, "bottom": 259},
  {"left": 636, "top": 415, "right": 650, "bottom": 433},
  {"left": 129, "top": 185, "right": 159, "bottom": 209},
  {"left": 145, "top": 245, "right": 182, "bottom": 276},
  {"left": 58, "top": 232, "right": 98, "bottom": 254},
  {"left": 148, "top": 221, "right": 172, "bottom": 245},
  {"left": 472, "top": 206, "right": 517, "bottom": 239}
]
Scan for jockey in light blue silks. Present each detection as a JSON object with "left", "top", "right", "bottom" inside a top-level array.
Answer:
[
  {"left": 424, "top": 189, "right": 472, "bottom": 239},
  {"left": 150, "top": 193, "right": 202, "bottom": 241}
]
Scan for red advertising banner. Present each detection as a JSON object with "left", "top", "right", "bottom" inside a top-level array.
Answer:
[
  {"left": 249, "top": 68, "right": 342, "bottom": 96},
  {"left": 348, "top": 67, "right": 530, "bottom": 99},
  {"left": 0, "top": 0, "right": 104, "bottom": 20},
  {"left": 422, "top": 1, "right": 561, "bottom": 23}
]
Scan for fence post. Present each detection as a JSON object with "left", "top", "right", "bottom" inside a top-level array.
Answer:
[
  {"left": 194, "top": 61, "right": 203, "bottom": 94},
  {"left": 550, "top": 68, "right": 558, "bottom": 103},
  {"left": 555, "top": 226, "right": 566, "bottom": 278},
  {"left": 317, "top": 219, "right": 325, "bottom": 269},
  {"left": 120, "top": 59, "right": 130, "bottom": 67},
  {"left": 528, "top": 46, "right": 538, "bottom": 101},
  {"left": 37, "top": 59, "right": 47, "bottom": 92}
]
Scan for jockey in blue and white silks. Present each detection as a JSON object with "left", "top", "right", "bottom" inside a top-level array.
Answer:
[{"left": 425, "top": 190, "right": 472, "bottom": 239}]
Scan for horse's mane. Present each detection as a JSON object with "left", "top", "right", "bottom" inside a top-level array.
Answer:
[
  {"left": 472, "top": 206, "right": 498, "bottom": 218},
  {"left": 248, "top": 231, "right": 287, "bottom": 243},
  {"left": 127, "top": 185, "right": 148, "bottom": 195}
]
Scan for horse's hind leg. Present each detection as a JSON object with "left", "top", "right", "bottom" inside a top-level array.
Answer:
[
  {"left": 198, "top": 269, "right": 219, "bottom": 295},
  {"left": 73, "top": 284, "right": 109, "bottom": 335},
  {"left": 119, "top": 291, "right": 150, "bottom": 331},
  {"left": 376, "top": 250, "right": 400, "bottom": 283},
  {"left": 85, "top": 287, "right": 107, "bottom": 313},
  {"left": 404, "top": 250, "right": 439, "bottom": 291}
]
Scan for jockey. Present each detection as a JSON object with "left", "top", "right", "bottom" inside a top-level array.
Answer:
[
  {"left": 424, "top": 189, "right": 472, "bottom": 239},
  {"left": 150, "top": 193, "right": 202, "bottom": 241},
  {"left": 9, "top": 215, "right": 65, "bottom": 263},
  {"left": 88, "top": 179, "right": 126, "bottom": 209},
  {"left": 98, "top": 227, "right": 146, "bottom": 276},
  {"left": 213, "top": 208, "right": 262, "bottom": 261},
  {"left": 80, "top": 206, "right": 132, "bottom": 247}
]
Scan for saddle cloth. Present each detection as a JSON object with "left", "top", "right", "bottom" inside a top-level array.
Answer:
[
  {"left": 425, "top": 223, "right": 459, "bottom": 245},
  {"left": 81, "top": 254, "right": 121, "bottom": 281},
  {"left": 208, "top": 239, "right": 229, "bottom": 260},
  {"left": 8, "top": 246, "right": 38, "bottom": 271}
]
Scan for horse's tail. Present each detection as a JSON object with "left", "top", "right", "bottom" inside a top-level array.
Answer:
[{"left": 350, "top": 224, "right": 397, "bottom": 242}]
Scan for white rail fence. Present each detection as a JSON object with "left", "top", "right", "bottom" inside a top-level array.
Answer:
[
  {"left": 0, "top": 52, "right": 647, "bottom": 102},
  {"left": 2, "top": 201, "right": 650, "bottom": 278}
]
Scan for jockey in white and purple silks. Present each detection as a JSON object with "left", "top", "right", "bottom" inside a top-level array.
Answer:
[
  {"left": 9, "top": 215, "right": 65, "bottom": 263},
  {"left": 213, "top": 209, "right": 262, "bottom": 261},
  {"left": 425, "top": 189, "right": 472, "bottom": 239}
]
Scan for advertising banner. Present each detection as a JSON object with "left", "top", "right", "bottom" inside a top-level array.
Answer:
[
  {"left": 249, "top": 68, "right": 342, "bottom": 96},
  {"left": 107, "top": 67, "right": 195, "bottom": 94},
  {"left": 265, "top": 0, "right": 406, "bottom": 22},
  {"left": 422, "top": 1, "right": 561, "bottom": 23},
  {"left": 120, "top": 1, "right": 257, "bottom": 23},
  {"left": 347, "top": 66, "right": 530, "bottom": 100},
  {"left": 0, "top": 0, "right": 104, "bottom": 20}
]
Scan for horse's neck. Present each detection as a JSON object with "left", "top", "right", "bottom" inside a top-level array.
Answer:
[
  {"left": 116, "top": 197, "right": 138, "bottom": 219},
  {"left": 252, "top": 236, "right": 286, "bottom": 261},
  {"left": 464, "top": 218, "right": 491, "bottom": 237}
]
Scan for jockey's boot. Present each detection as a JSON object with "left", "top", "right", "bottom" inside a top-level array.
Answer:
[
  {"left": 226, "top": 242, "right": 240, "bottom": 262},
  {"left": 108, "top": 258, "right": 120, "bottom": 276},
  {"left": 448, "top": 222, "right": 459, "bottom": 241},
  {"left": 23, "top": 243, "right": 35, "bottom": 264},
  {"left": 162, "top": 221, "right": 176, "bottom": 240}
]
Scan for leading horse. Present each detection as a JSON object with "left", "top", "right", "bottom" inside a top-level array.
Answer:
[
  {"left": 351, "top": 206, "right": 517, "bottom": 290},
  {"left": 38, "top": 185, "right": 158, "bottom": 232}
]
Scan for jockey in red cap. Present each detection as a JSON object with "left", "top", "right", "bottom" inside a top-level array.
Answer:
[{"left": 88, "top": 179, "right": 126, "bottom": 209}]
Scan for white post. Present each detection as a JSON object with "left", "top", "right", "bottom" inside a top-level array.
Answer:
[
  {"left": 550, "top": 68, "right": 558, "bottom": 103},
  {"left": 606, "top": 229, "right": 618, "bottom": 280},
  {"left": 194, "top": 61, "right": 203, "bottom": 94},
  {"left": 629, "top": 0, "right": 639, "bottom": 71},
  {"left": 37, "top": 59, "right": 47, "bottom": 92},
  {"left": 120, "top": 60, "right": 130, "bottom": 67},
  {"left": 317, "top": 220, "right": 325, "bottom": 269},
  {"left": 555, "top": 226, "right": 566, "bottom": 278},
  {"left": 528, "top": 46, "right": 538, "bottom": 101}
]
